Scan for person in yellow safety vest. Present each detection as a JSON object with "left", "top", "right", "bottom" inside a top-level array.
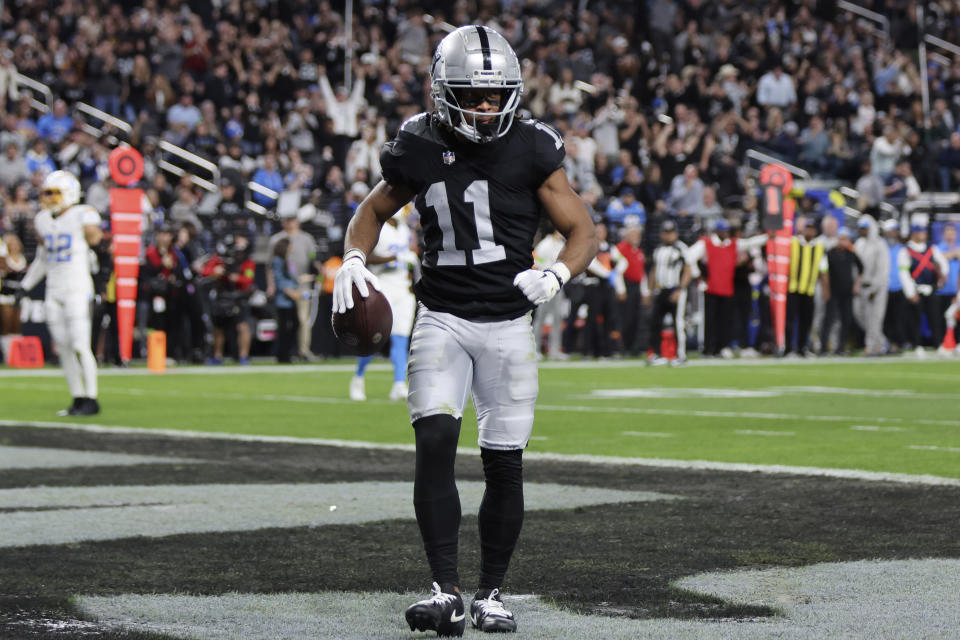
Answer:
[{"left": 787, "top": 216, "right": 830, "bottom": 355}]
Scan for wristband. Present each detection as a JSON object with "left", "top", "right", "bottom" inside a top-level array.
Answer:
[
  {"left": 343, "top": 248, "right": 366, "bottom": 265},
  {"left": 545, "top": 262, "right": 571, "bottom": 287}
]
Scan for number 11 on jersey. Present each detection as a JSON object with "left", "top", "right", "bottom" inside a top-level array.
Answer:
[{"left": 424, "top": 180, "right": 506, "bottom": 267}]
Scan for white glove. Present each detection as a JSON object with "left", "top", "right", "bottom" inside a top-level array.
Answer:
[
  {"left": 513, "top": 262, "right": 570, "bottom": 305},
  {"left": 332, "top": 250, "right": 380, "bottom": 314}
]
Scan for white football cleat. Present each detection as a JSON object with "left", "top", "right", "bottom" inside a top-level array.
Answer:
[
  {"left": 389, "top": 381, "right": 408, "bottom": 401},
  {"left": 349, "top": 376, "right": 366, "bottom": 401}
]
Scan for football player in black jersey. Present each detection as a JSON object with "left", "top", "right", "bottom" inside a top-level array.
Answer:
[{"left": 332, "top": 25, "right": 597, "bottom": 636}]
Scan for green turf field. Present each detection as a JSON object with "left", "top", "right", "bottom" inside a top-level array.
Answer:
[{"left": 3, "top": 357, "right": 958, "bottom": 479}]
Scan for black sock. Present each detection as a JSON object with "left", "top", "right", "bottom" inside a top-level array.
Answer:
[
  {"left": 477, "top": 447, "right": 524, "bottom": 591},
  {"left": 413, "top": 414, "right": 462, "bottom": 587}
]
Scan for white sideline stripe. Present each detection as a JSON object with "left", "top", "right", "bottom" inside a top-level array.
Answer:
[
  {"left": 0, "top": 363, "right": 396, "bottom": 377},
  {"left": 734, "top": 430, "right": 796, "bottom": 437},
  {"left": 909, "top": 445, "right": 960, "bottom": 453},
  {"left": 622, "top": 431, "right": 675, "bottom": 438},
  {"left": 852, "top": 425, "right": 908, "bottom": 432},
  {"left": 2, "top": 420, "right": 959, "bottom": 487},
  {"left": 1, "top": 355, "right": 958, "bottom": 378}
]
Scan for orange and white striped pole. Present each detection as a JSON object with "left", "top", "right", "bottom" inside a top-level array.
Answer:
[
  {"left": 760, "top": 164, "right": 794, "bottom": 355},
  {"left": 107, "top": 146, "right": 145, "bottom": 364}
]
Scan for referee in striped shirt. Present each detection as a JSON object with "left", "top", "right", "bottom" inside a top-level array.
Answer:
[{"left": 648, "top": 219, "right": 692, "bottom": 363}]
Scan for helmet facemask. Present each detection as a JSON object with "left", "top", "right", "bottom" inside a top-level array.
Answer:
[
  {"left": 434, "top": 81, "right": 522, "bottom": 144},
  {"left": 39, "top": 187, "right": 65, "bottom": 212}
]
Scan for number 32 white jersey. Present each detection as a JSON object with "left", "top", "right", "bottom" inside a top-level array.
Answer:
[{"left": 33, "top": 204, "right": 101, "bottom": 298}]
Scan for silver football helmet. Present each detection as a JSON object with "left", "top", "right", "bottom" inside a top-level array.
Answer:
[{"left": 430, "top": 25, "right": 523, "bottom": 144}]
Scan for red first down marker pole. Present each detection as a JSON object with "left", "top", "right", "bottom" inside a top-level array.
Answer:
[
  {"left": 107, "top": 146, "right": 145, "bottom": 363},
  {"left": 760, "top": 164, "right": 795, "bottom": 356}
]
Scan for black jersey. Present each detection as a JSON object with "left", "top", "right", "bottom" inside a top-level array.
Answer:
[{"left": 380, "top": 113, "right": 565, "bottom": 320}]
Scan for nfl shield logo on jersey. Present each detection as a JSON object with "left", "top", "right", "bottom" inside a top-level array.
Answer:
[{"left": 442, "top": 150, "right": 455, "bottom": 165}]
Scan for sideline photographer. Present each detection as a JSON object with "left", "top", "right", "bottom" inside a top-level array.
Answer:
[
  {"left": 200, "top": 234, "right": 255, "bottom": 364},
  {"left": 141, "top": 224, "right": 190, "bottom": 362}
]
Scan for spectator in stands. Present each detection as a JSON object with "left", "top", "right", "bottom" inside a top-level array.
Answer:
[
  {"left": 346, "top": 120, "right": 386, "bottom": 185},
  {"left": 666, "top": 164, "right": 704, "bottom": 218},
  {"left": 36, "top": 99, "right": 74, "bottom": 144},
  {"left": 549, "top": 67, "right": 582, "bottom": 119},
  {"left": 938, "top": 132, "right": 960, "bottom": 192},
  {"left": 0, "top": 142, "right": 29, "bottom": 187},
  {"left": 696, "top": 185, "right": 723, "bottom": 224},
  {"left": 168, "top": 184, "right": 204, "bottom": 232},
  {"left": 756, "top": 60, "right": 796, "bottom": 111},
  {"left": 605, "top": 186, "right": 645, "bottom": 227},
  {"left": 24, "top": 139, "right": 55, "bottom": 177},
  {"left": 251, "top": 153, "right": 284, "bottom": 208},
  {"left": 317, "top": 63, "right": 367, "bottom": 167},
  {"left": 870, "top": 125, "right": 906, "bottom": 180},
  {"left": 855, "top": 160, "right": 884, "bottom": 216},
  {"left": 884, "top": 159, "right": 921, "bottom": 205},
  {"left": 798, "top": 116, "right": 830, "bottom": 176}
]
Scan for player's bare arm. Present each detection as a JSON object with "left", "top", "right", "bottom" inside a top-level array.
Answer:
[
  {"left": 514, "top": 168, "right": 598, "bottom": 306},
  {"left": 344, "top": 180, "right": 416, "bottom": 259},
  {"left": 84, "top": 224, "right": 103, "bottom": 248},
  {"left": 334, "top": 180, "right": 416, "bottom": 313},
  {"left": 537, "top": 168, "right": 599, "bottom": 277}
]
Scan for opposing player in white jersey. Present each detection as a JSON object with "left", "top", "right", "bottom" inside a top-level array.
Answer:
[
  {"left": 349, "top": 208, "right": 417, "bottom": 401},
  {"left": 19, "top": 170, "right": 104, "bottom": 416}
]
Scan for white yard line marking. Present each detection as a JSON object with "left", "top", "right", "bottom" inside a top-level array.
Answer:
[
  {"left": 7, "top": 383, "right": 959, "bottom": 427},
  {"left": 734, "top": 430, "right": 796, "bottom": 437},
  {"left": 3, "top": 420, "right": 959, "bottom": 487},
  {"left": 852, "top": 425, "right": 908, "bottom": 432},
  {"left": 908, "top": 445, "right": 960, "bottom": 453},
  {"left": 622, "top": 431, "right": 675, "bottom": 438}
]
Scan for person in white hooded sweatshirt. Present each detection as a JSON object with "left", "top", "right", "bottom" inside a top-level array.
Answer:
[{"left": 854, "top": 215, "right": 889, "bottom": 355}]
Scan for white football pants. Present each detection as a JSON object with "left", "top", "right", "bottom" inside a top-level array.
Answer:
[
  {"left": 46, "top": 293, "right": 98, "bottom": 399},
  {"left": 407, "top": 304, "right": 538, "bottom": 450}
]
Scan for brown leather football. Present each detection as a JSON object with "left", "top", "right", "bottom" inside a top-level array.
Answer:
[{"left": 331, "top": 284, "right": 393, "bottom": 356}]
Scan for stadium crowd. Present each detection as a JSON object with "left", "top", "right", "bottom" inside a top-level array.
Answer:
[{"left": 1, "top": 0, "right": 960, "bottom": 364}]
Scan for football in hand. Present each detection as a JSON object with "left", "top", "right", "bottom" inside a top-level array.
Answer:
[{"left": 331, "top": 284, "right": 393, "bottom": 356}]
